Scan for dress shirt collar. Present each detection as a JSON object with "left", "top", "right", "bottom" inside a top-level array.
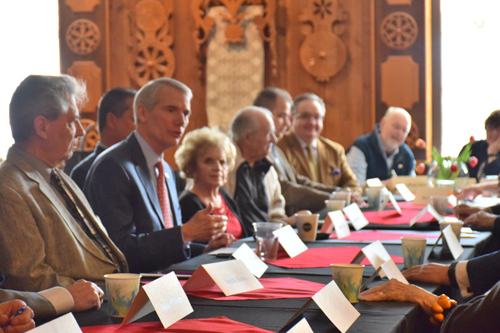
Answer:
[
  {"left": 294, "top": 133, "right": 317, "bottom": 150},
  {"left": 133, "top": 131, "right": 163, "bottom": 178},
  {"left": 11, "top": 145, "right": 52, "bottom": 183}
]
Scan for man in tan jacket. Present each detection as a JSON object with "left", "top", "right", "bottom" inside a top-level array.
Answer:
[{"left": 0, "top": 75, "right": 127, "bottom": 313}]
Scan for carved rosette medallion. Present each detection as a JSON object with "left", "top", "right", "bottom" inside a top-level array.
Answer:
[
  {"left": 128, "top": 0, "right": 175, "bottom": 86},
  {"left": 191, "top": 0, "right": 277, "bottom": 77},
  {"left": 380, "top": 12, "right": 418, "bottom": 50},
  {"left": 299, "top": 0, "right": 348, "bottom": 82},
  {"left": 66, "top": 19, "right": 101, "bottom": 55}
]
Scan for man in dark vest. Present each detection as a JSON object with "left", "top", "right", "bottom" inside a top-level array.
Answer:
[{"left": 347, "top": 107, "right": 415, "bottom": 187}]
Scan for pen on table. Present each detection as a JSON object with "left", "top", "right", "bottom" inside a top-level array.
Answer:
[{"left": 1, "top": 306, "right": 26, "bottom": 330}]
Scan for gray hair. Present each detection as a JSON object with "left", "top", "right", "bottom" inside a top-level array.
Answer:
[
  {"left": 383, "top": 106, "right": 412, "bottom": 133},
  {"left": 134, "top": 78, "right": 193, "bottom": 122},
  {"left": 293, "top": 93, "right": 326, "bottom": 117},
  {"left": 253, "top": 87, "right": 293, "bottom": 112},
  {"left": 9, "top": 74, "right": 87, "bottom": 143},
  {"left": 229, "top": 106, "right": 273, "bottom": 143},
  {"left": 175, "top": 127, "right": 236, "bottom": 179}
]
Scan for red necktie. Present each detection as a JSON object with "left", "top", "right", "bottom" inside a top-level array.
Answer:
[{"left": 155, "top": 162, "right": 173, "bottom": 228}]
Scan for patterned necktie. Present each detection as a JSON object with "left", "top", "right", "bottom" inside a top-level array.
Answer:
[
  {"left": 306, "top": 145, "right": 319, "bottom": 182},
  {"left": 50, "top": 169, "right": 122, "bottom": 271},
  {"left": 155, "top": 162, "right": 173, "bottom": 228}
]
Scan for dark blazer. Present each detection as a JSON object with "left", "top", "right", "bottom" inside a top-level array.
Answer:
[
  {"left": 460, "top": 140, "right": 500, "bottom": 180},
  {"left": 466, "top": 250, "right": 500, "bottom": 295},
  {"left": 179, "top": 188, "right": 251, "bottom": 238},
  {"left": 70, "top": 145, "right": 106, "bottom": 190},
  {"left": 84, "top": 133, "right": 201, "bottom": 273},
  {"left": 441, "top": 280, "right": 500, "bottom": 333}
]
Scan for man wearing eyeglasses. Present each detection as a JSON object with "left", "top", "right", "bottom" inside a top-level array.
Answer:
[{"left": 277, "top": 93, "right": 363, "bottom": 204}]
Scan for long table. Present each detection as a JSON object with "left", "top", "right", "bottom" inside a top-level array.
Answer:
[{"left": 73, "top": 229, "right": 491, "bottom": 333}]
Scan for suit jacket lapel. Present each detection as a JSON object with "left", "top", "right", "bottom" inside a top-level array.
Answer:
[
  {"left": 289, "top": 134, "right": 312, "bottom": 179},
  {"left": 128, "top": 135, "right": 167, "bottom": 227},
  {"left": 9, "top": 151, "right": 114, "bottom": 266},
  {"left": 59, "top": 171, "right": 129, "bottom": 272}
]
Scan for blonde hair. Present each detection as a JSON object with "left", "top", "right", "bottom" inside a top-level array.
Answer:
[{"left": 175, "top": 127, "right": 236, "bottom": 178}]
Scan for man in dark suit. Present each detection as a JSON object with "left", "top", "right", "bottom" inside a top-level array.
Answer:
[
  {"left": 70, "top": 87, "right": 137, "bottom": 189},
  {"left": 84, "top": 78, "right": 232, "bottom": 273}
]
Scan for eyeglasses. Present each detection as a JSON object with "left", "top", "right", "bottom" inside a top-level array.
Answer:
[{"left": 295, "top": 113, "right": 324, "bottom": 121}]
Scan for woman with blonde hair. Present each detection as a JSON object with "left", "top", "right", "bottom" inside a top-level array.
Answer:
[{"left": 175, "top": 127, "right": 250, "bottom": 239}]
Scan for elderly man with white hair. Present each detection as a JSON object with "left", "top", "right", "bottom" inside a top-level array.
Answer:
[
  {"left": 224, "top": 106, "right": 287, "bottom": 227},
  {"left": 347, "top": 106, "right": 416, "bottom": 187}
]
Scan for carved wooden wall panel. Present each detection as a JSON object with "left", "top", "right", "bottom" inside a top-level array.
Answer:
[
  {"left": 285, "top": 0, "right": 376, "bottom": 149},
  {"left": 374, "top": 0, "right": 435, "bottom": 160},
  {"left": 59, "top": 0, "right": 440, "bottom": 164}
]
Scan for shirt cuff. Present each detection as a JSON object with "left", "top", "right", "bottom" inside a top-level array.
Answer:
[
  {"left": 38, "top": 287, "right": 74, "bottom": 315},
  {"left": 455, "top": 261, "right": 473, "bottom": 297}
]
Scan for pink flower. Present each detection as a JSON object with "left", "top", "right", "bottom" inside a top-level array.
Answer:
[
  {"left": 468, "top": 156, "right": 478, "bottom": 168},
  {"left": 415, "top": 139, "right": 426, "bottom": 149}
]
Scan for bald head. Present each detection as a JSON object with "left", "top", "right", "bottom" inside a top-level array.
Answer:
[
  {"left": 379, "top": 107, "right": 411, "bottom": 154},
  {"left": 229, "top": 106, "right": 276, "bottom": 166}
]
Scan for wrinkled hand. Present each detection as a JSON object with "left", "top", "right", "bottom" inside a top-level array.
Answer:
[
  {"left": 453, "top": 204, "right": 481, "bottom": 221},
  {"left": 359, "top": 279, "right": 437, "bottom": 315},
  {"left": 204, "top": 233, "right": 235, "bottom": 253},
  {"left": 463, "top": 210, "right": 496, "bottom": 229},
  {"left": 351, "top": 192, "right": 365, "bottom": 206},
  {"left": 403, "top": 263, "right": 450, "bottom": 285},
  {"left": 67, "top": 280, "right": 103, "bottom": 312},
  {"left": 0, "top": 300, "right": 35, "bottom": 333},
  {"left": 181, "top": 203, "right": 228, "bottom": 242}
]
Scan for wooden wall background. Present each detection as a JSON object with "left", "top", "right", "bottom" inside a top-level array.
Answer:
[{"left": 59, "top": 0, "right": 440, "bottom": 166}]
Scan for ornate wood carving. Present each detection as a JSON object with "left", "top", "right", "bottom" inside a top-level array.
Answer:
[
  {"left": 67, "top": 61, "right": 103, "bottom": 113},
  {"left": 128, "top": 0, "right": 175, "bottom": 86},
  {"left": 405, "top": 120, "right": 420, "bottom": 149},
  {"left": 385, "top": 0, "right": 413, "bottom": 5},
  {"left": 299, "top": 0, "right": 348, "bottom": 82},
  {"left": 380, "top": 12, "right": 418, "bottom": 50},
  {"left": 66, "top": 19, "right": 101, "bottom": 55},
  {"left": 381, "top": 55, "right": 419, "bottom": 110},
  {"left": 191, "top": 0, "right": 277, "bottom": 76},
  {"left": 65, "top": 0, "right": 101, "bottom": 13}
]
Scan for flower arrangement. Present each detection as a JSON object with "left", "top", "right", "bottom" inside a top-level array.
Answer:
[{"left": 431, "top": 144, "right": 477, "bottom": 180}]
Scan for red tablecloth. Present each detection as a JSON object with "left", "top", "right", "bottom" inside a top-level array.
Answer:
[
  {"left": 388, "top": 202, "right": 426, "bottom": 210},
  {"left": 363, "top": 209, "right": 436, "bottom": 225},
  {"left": 329, "top": 230, "right": 438, "bottom": 241},
  {"left": 81, "top": 317, "right": 273, "bottom": 333},
  {"left": 180, "top": 277, "right": 324, "bottom": 300},
  {"left": 267, "top": 247, "right": 403, "bottom": 269}
]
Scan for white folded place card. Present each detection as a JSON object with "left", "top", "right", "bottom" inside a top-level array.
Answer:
[
  {"left": 414, "top": 187, "right": 452, "bottom": 206},
  {"left": 328, "top": 211, "right": 350, "bottom": 239},
  {"left": 388, "top": 191, "right": 402, "bottom": 215},
  {"left": 122, "top": 272, "right": 193, "bottom": 328},
  {"left": 381, "top": 259, "right": 408, "bottom": 284},
  {"left": 395, "top": 183, "right": 416, "bottom": 202},
  {"left": 232, "top": 243, "right": 268, "bottom": 278},
  {"left": 378, "top": 188, "right": 401, "bottom": 215},
  {"left": 362, "top": 240, "right": 392, "bottom": 278},
  {"left": 286, "top": 317, "right": 314, "bottom": 333},
  {"left": 29, "top": 313, "right": 81, "bottom": 332},
  {"left": 366, "top": 178, "right": 383, "bottom": 187},
  {"left": 409, "top": 204, "right": 444, "bottom": 226},
  {"left": 393, "top": 175, "right": 429, "bottom": 193},
  {"left": 343, "top": 203, "right": 369, "bottom": 231},
  {"left": 442, "top": 225, "right": 464, "bottom": 259},
  {"left": 273, "top": 225, "right": 308, "bottom": 258},
  {"left": 183, "top": 259, "right": 263, "bottom": 296},
  {"left": 312, "top": 281, "right": 360, "bottom": 333},
  {"left": 207, "top": 247, "right": 238, "bottom": 256}
]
